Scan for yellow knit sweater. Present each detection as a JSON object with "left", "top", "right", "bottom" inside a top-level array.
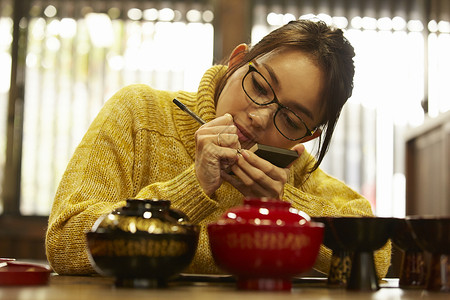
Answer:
[{"left": 46, "top": 65, "right": 391, "bottom": 277}]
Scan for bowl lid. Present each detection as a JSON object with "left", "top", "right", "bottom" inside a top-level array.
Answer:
[
  {"left": 216, "top": 197, "right": 311, "bottom": 227},
  {"left": 0, "top": 258, "right": 52, "bottom": 286},
  {"left": 89, "top": 199, "right": 198, "bottom": 234}
]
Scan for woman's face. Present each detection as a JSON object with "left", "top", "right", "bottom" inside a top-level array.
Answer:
[{"left": 216, "top": 48, "right": 325, "bottom": 150}]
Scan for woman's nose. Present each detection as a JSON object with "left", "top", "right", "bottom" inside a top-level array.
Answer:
[{"left": 248, "top": 105, "right": 276, "bottom": 129}]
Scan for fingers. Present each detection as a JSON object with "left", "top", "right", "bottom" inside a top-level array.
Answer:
[
  {"left": 216, "top": 132, "right": 240, "bottom": 149},
  {"left": 238, "top": 150, "right": 287, "bottom": 178},
  {"left": 291, "top": 143, "right": 305, "bottom": 157},
  {"left": 195, "top": 114, "right": 240, "bottom": 151},
  {"left": 195, "top": 141, "right": 239, "bottom": 196},
  {"left": 194, "top": 113, "right": 241, "bottom": 196},
  {"left": 204, "top": 113, "right": 233, "bottom": 126},
  {"left": 224, "top": 150, "right": 289, "bottom": 198},
  {"left": 222, "top": 166, "right": 284, "bottom": 199},
  {"left": 231, "top": 154, "right": 273, "bottom": 186},
  {"left": 288, "top": 144, "right": 305, "bottom": 167}
]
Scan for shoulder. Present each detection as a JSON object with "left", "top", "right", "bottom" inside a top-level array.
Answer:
[
  {"left": 103, "top": 84, "right": 171, "bottom": 114},
  {"left": 104, "top": 84, "right": 195, "bottom": 132},
  {"left": 109, "top": 84, "right": 170, "bottom": 107}
]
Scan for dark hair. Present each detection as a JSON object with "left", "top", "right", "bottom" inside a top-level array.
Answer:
[{"left": 214, "top": 19, "right": 355, "bottom": 173}]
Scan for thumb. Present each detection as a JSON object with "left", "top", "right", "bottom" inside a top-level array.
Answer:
[
  {"left": 287, "top": 144, "right": 305, "bottom": 167},
  {"left": 292, "top": 143, "right": 305, "bottom": 157}
]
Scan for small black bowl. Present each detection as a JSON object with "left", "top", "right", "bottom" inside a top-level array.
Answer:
[
  {"left": 406, "top": 216, "right": 450, "bottom": 254},
  {"left": 312, "top": 217, "right": 352, "bottom": 288},
  {"left": 326, "top": 217, "right": 394, "bottom": 291},
  {"left": 406, "top": 216, "right": 450, "bottom": 292},
  {"left": 391, "top": 218, "right": 427, "bottom": 288}
]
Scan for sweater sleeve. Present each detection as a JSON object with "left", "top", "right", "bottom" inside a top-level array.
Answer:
[
  {"left": 283, "top": 156, "right": 392, "bottom": 279},
  {"left": 45, "top": 85, "right": 215, "bottom": 275}
]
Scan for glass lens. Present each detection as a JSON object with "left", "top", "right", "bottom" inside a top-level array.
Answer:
[
  {"left": 274, "top": 108, "right": 307, "bottom": 140},
  {"left": 243, "top": 71, "right": 274, "bottom": 104}
]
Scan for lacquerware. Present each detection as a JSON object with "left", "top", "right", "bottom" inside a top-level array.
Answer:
[
  {"left": 207, "top": 197, "right": 324, "bottom": 291},
  {"left": 391, "top": 218, "right": 427, "bottom": 289},
  {"left": 312, "top": 217, "right": 353, "bottom": 288},
  {"left": 86, "top": 199, "right": 199, "bottom": 288},
  {"left": 325, "top": 217, "right": 394, "bottom": 291},
  {"left": 0, "top": 258, "right": 52, "bottom": 286},
  {"left": 406, "top": 216, "right": 450, "bottom": 292}
]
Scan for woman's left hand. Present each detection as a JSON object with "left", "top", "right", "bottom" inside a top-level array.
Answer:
[{"left": 221, "top": 144, "right": 305, "bottom": 199}]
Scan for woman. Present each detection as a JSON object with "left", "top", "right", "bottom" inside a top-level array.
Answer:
[{"left": 46, "top": 20, "right": 391, "bottom": 277}]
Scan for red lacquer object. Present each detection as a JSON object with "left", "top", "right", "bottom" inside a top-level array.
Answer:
[
  {"left": 0, "top": 258, "right": 52, "bottom": 286},
  {"left": 207, "top": 198, "right": 324, "bottom": 291}
]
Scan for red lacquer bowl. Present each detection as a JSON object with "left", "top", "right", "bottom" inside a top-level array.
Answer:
[{"left": 207, "top": 198, "right": 324, "bottom": 291}]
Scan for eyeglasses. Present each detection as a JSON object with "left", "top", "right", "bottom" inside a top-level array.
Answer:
[{"left": 241, "top": 62, "right": 315, "bottom": 141}]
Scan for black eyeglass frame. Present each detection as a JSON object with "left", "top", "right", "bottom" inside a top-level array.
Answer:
[{"left": 241, "top": 62, "right": 315, "bottom": 141}]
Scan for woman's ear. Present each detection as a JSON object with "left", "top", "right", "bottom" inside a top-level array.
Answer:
[
  {"left": 228, "top": 43, "right": 249, "bottom": 68},
  {"left": 300, "top": 128, "right": 322, "bottom": 143}
]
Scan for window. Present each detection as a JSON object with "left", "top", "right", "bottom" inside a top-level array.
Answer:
[
  {"left": 428, "top": 20, "right": 450, "bottom": 116},
  {"left": 0, "top": 0, "right": 12, "bottom": 214},
  {"left": 3, "top": 0, "right": 214, "bottom": 215},
  {"left": 251, "top": 0, "right": 450, "bottom": 217}
]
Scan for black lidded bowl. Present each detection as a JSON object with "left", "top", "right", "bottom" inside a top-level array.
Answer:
[{"left": 86, "top": 199, "right": 199, "bottom": 287}]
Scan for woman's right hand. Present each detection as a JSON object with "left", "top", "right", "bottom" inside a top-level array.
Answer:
[{"left": 194, "top": 113, "right": 241, "bottom": 196}]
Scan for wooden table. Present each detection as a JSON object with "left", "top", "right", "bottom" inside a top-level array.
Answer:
[{"left": 1, "top": 274, "right": 449, "bottom": 300}]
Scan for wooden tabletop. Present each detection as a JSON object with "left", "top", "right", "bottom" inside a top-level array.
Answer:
[{"left": 0, "top": 274, "right": 448, "bottom": 300}]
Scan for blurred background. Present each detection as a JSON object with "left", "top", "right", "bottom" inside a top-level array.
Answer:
[{"left": 0, "top": 0, "right": 449, "bottom": 261}]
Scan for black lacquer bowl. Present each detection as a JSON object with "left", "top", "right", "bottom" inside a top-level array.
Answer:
[
  {"left": 406, "top": 216, "right": 450, "bottom": 292},
  {"left": 326, "top": 217, "right": 394, "bottom": 291},
  {"left": 391, "top": 218, "right": 427, "bottom": 288},
  {"left": 86, "top": 199, "right": 199, "bottom": 288},
  {"left": 312, "top": 217, "right": 352, "bottom": 288}
]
